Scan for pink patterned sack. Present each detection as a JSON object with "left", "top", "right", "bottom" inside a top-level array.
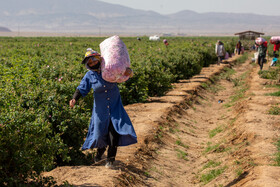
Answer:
[
  {"left": 255, "top": 37, "right": 266, "bottom": 45},
  {"left": 100, "top": 35, "right": 130, "bottom": 83},
  {"left": 270, "top": 36, "right": 280, "bottom": 44}
]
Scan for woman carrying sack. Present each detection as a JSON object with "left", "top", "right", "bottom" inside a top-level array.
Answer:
[{"left": 69, "top": 48, "right": 137, "bottom": 169}]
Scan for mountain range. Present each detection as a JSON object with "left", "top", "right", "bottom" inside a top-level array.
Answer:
[{"left": 1, "top": 0, "right": 280, "bottom": 36}]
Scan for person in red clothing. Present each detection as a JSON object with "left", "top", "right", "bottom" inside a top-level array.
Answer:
[
  {"left": 273, "top": 41, "right": 280, "bottom": 57},
  {"left": 263, "top": 41, "right": 268, "bottom": 47},
  {"left": 163, "top": 39, "right": 169, "bottom": 46}
]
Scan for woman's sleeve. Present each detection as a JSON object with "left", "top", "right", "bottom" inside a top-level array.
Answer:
[
  {"left": 72, "top": 89, "right": 82, "bottom": 101},
  {"left": 77, "top": 72, "right": 92, "bottom": 97}
]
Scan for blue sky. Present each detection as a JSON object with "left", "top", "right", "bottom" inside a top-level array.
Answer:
[{"left": 99, "top": 0, "right": 280, "bottom": 16}]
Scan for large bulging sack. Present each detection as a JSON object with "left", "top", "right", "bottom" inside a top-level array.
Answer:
[
  {"left": 270, "top": 36, "right": 280, "bottom": 44},
  {"left": 100, "top": 35, "right": 130, "bottom": 83},
  {"left": 255, "top": 37, "right": 266, "bottom": 45}
]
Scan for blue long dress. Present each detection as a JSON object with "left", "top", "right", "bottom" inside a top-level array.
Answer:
[{"left": 77, "top": 70, "right": 137, "bottom": 150}]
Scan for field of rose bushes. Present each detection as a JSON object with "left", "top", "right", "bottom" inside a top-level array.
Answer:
[{"left": 0, "top": 36, "right": 237, "bottom": 185}]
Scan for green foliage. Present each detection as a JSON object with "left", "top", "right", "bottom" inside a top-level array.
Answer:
[
  {"left": 209, "top": 126, "right": 223, "bottom": 138},
  {"left": 276, "top": 138, "right": 280, "bottom": 166},
  {"left": 204, "top": 142, "right": 220, "bottom": 153},
  {"left": 175, "top": 149, "right": 188, "bottom": 160},
  {"left": 268, "top": 105, "right": 280, "bottom": 115},
  {"left": 224, "top": 83, "right": 249, "bottom": 108},
  {"left": 235, "top": 167, "right": 244, "bottom": 177},
  {"left": 219, "top": 67, "right": 236, "bottom": 81},
  {"left": 258, "top": 68, "right": 280, "bottom": 80},
  {"left": 200, "top": 166, "right": 227, "bottom": 184},
  {"left": 202, "top": 160, "right": 221, "bottom": 170},
  {"left": 236, "top": 52, "right": 249, "bottom": 64},
  {"left": 175, "top": 139, "right": 189, "bottom": 149},
  {"left": 0, "top": 36, "right": 236, "bottom": 184},
  {"left": 267, "top": 91, "right": 280, "bottom": 97}
]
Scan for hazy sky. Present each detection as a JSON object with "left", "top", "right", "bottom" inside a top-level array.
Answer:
[{"left": 99, "top": 0, "right": 280, "bottom": 16}]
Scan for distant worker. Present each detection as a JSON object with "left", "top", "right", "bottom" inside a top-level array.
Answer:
[
  {"left": 255, "top": 41, "right": 267, "bottom": 70},
  {"left": 163, "top": 39, "right": 169, "bottom": 46},
  {"left": 273, "top": 41, "right": 280, "bottom": 57},
  {"left": 215, "top": 40, "right": 226, "bottom": 65},
  {"left": 236, "top": 40, "right": 242, "bottom": 55}
]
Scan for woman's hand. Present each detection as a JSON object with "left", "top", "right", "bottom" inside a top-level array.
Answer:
[
  {"left": 69, "top": 99, "right": 76, "bottom": 108},
  {"left": 124, "top": 67, "right": 133, "bottom": 78}
]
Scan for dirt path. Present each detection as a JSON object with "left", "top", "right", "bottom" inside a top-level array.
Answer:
[{"left": 44, "top": 54, "right": 280, "bottom": 186}]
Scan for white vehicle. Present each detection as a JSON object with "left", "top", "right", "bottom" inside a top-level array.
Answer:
[{"left": 149, "top": 35, "right": 160, "bottom": 41}]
